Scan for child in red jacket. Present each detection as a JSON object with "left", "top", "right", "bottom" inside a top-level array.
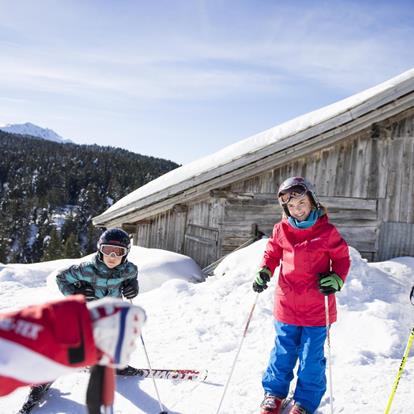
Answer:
[{"left": 253, "top": 177, "right": 350, "bottom": 414}]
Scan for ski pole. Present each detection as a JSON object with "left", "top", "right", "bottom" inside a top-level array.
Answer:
[
  {"left": 129, "top": 300, "right": 167, "bottom": 414},
  {"left": 86, "top": 365, "right": 114, "bottom": 414},
  {"left": 102, "top": 366, "right": 115, "bottom": 414},
  {"left": 384, "top": 326, "right": 414, "bottom": 413},
  {"left": 140, "top": 334, "right": 168, "bottom": 414},
  {"left": 215, "top": 292, "right": 260, "bottom": 414},
  {"left": 325, "top": 295, "right": 334, "bottom": 414}
]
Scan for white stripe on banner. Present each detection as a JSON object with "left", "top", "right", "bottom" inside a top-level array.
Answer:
[{"left": 0, "top": 338, "right": 80, "bottom": 383}]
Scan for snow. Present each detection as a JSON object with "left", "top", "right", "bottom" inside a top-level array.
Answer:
[
  {"left": 1, "top": 242, "right": 414, "bottom": 413},
  {"left": 100, "top": 68, "right": 414, "bottom": 220},
  {"left": 0, "top": 122, "right": 72, "bottom": 144}
]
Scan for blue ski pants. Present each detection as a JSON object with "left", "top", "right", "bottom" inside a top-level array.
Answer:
[{"left": 262, "top": 321, "right": 327, "bottom": 413}]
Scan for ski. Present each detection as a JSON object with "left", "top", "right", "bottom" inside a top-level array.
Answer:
[
  {"left": 134, "top": 368, "right": 208, "bottom": 382},
  {"left": 82, "top": 367, "right": 207, "bottom": 382},
  {"left": 17, "top": 383, "right": 52, "bottom": 414}
]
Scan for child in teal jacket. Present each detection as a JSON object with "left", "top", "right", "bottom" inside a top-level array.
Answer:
[
  {"left": 57, "top": 228, "right": 139, "bottom": 375},
  {"left": 56, "top": 228, "right": 139, "bottom": 377},
  {"left": 19, "top": 228, "right": 140, "bottom": 413}
]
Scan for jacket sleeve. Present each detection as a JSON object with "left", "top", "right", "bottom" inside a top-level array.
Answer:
[
  {"left": 0, "top": 296, "right": 98, "bottom": 396},
  {"left": 328, "top": 227, "right": 351, "bottom": 281},
  {"left": 123, "top": 263, "right": 138, "bottom": 284},
  {"left": 56, "top": 265, "right": 83, "bottom": 296},
  {"left": 260, "top": 225, "right": 283, "bottom": 275}
]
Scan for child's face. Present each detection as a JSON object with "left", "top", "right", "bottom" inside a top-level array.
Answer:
[
  {"left": 102, "top": 254, "right": 123, "bottom": 268},
  {"left": 286, "top": 194, "right": 313, "bottom": 221}
]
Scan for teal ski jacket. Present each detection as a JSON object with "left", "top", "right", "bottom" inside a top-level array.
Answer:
[{"left": 56, "top": 253, "right": 138, "bottom": 299}]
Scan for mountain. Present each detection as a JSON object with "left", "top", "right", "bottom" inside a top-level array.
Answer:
[
  {"left": 0, "top": 122, "right": 72, "bottom": 144},
  {"left": 0, "top": 130, "right": 179, "bottom": 264}
]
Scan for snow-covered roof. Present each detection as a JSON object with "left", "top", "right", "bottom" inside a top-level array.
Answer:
[{"left": 94, "top": 68, "right": 414, "bottom": 225}]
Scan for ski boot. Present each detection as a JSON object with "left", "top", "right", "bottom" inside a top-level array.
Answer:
[
  {"left": 260, "top": 394, "right": 284, "bottom": 414},
  {"left": 288, "top": 404, "right": 310, "bottom": 414},
  {"left": 116, "top": 365, "right": 141, "bottom": 376},
  {"left": 18, "top": 382, "right": 52, "bottom": 413}
]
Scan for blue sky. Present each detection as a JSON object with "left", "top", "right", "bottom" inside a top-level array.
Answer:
[{"left": 0, "top": 0, "right": 413, "bottom": 164}]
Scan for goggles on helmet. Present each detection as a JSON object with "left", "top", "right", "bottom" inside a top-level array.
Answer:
[
  {"left": 279, "top": 186, "right": 307, "bottom": 204},
  {"left": 99, "top": 244, "right": 128, "bottom": 257}
]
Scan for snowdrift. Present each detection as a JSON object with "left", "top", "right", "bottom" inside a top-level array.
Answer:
[{"left": 0, "top": 241, "right": 413, "bottom": 413}]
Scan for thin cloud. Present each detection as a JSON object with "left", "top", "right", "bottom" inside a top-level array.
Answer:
[{"left": 1, "top": 0, "right": 413, "bottom": 103}]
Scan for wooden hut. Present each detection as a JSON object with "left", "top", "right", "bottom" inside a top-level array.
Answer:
[{"left": 93, "top": 69, "right": 414, "bottom": 267}]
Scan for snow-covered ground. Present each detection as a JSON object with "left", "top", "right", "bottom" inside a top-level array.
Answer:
[{"left": 0, "top": 242, "right": 413, "bottom": 413}]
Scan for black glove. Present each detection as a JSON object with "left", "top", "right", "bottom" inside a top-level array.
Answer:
[
  {"left": 410, "top": 285, "right": 414, "bottom": 306},
  {"left": 73, "top": 281, "right": 96, "bottom": 301},
  {"left": 318, "top": 272, "right": 344, "bottom": 296},
  {"left": 252, "top": 267, "right": 272, "bottom": 293},
  {"left": 122, "top": 278, "right": 139, "bottom": 299}
]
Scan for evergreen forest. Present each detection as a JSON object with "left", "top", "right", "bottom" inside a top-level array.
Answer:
[{"left": 0, "top": 131, "right": 179, "bottom": 264}]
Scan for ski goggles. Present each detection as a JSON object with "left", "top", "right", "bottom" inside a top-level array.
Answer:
[
  {"left": 278, "top": 186, "right": 307, "bottom": 204},
  {"left": 99, "top": 244, "right": 128, "bottom": 257}
]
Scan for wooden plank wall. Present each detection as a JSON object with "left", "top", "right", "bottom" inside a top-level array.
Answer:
[
  {"left": 322, "top": 197, "right": 378, "bottom": 259},
  {"left": 377, "top": 222, "right": 414, "bottom": 260},
  {"left": 219, "top": 193, "right": 378, "bottom": 259},
  {"left": 135, "top": 197, "right": 226, "bottom": 267},
  {"left": 377, "top": 111, "right": 414, "bottom": 223},
  {"left": 182, "top": 198, "right": 225, "bottom": 267},
  {"left": 184, "top": 224, "right": 219, "bottom": 266},
  {"left": 218, "top": 193, "right": 279, "bottom": 257},
  {"left": 135, "top": 207, "right": 187, "bottom": 253}
]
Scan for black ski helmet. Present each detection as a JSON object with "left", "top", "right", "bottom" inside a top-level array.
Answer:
[
  {"left": 277, "top": 176, "right": 319, "bottom": 216},
  {"left": 97, "top": 228, "right": 131, "bottom": 262}
]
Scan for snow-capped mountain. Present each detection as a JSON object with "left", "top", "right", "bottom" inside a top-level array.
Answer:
[{"left": 0, "top": 122, "right": 72, "bottom": 144}]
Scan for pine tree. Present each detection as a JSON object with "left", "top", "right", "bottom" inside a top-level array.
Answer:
[
  {"left": 61, "top": 213, "right": 78, "bottom": 243},
  {"left": 41, "top": 228, "right": 63, "bottom": 261},
  {"left": 0, "top": 234, "right": 9, "bottom": 263},
  {"left": 85, "top": 222, "right": 101, "bottom": 254},
  {"left": 63, "top": 233, "right": 81, "bottom": 258}
]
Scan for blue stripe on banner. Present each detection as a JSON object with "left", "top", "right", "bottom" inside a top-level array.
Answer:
[{"left": 114, "top": 308, "right": 128, "bottom": 364}]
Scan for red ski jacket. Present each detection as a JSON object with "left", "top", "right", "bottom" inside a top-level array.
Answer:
[
  {"left": 0, "top": 296, "right": 98, "bottom": 396},
  {"left": 261, "top": 214, "right": 350, "bottom": 326}
]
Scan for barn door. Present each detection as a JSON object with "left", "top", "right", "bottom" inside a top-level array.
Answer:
[{"left": 183, "top": 224, "right": 218, "bottom": 268}]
